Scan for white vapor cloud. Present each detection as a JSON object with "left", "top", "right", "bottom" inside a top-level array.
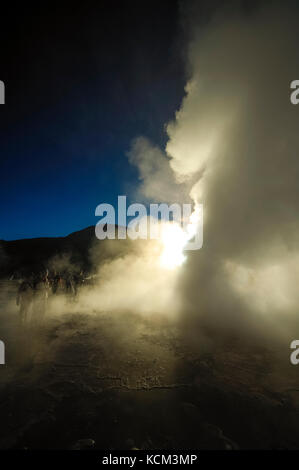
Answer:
[{"left": 127, "top": 1, "right": 299, "bottom": 346}]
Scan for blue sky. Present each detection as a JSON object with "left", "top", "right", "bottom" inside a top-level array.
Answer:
[{"left": 0, "top": 3, "right": 185, "bottom": 240}]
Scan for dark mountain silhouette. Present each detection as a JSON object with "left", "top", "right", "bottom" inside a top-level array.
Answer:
[{"left": 0, "top": 225, "right": 117, "bottom": 278}]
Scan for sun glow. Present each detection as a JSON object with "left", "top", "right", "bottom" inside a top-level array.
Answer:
[
  {"left": 159, "top": 205, "right": 201, "bottom": 270},
  {"left": 160, "top": 223, "right": 188, "bottom": 269}
]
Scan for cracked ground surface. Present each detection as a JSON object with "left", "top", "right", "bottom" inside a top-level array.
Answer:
[{"left": 1, "top": 281, "right": 299, "bottom": 449}]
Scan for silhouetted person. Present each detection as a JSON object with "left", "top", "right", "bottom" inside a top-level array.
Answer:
[
  {"left": 33, "top": 275, "right": 50, "bottom": 322},
  {"left": 16, "top": 280, "right": 33, "bottom": 324},
  {"left": 55, "top": 276, "right": 67, "bottom": 294}
]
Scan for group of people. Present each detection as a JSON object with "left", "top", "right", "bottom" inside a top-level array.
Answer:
[{"left": 16, "top": 270, "right": 85, "bottom": 324}]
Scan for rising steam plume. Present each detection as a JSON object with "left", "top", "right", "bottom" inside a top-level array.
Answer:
[{"left": 127, "top": 0, "right": 299, "bottom": 348}]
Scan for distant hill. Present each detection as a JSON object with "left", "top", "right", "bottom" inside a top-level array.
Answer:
[{"left": 0, "top": 225, "right": 112, "bottom": 278}]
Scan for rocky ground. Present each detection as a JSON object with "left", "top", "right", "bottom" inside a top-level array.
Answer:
[{"left": 1, "top": 280, "right": 299, "bottom": 450}]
